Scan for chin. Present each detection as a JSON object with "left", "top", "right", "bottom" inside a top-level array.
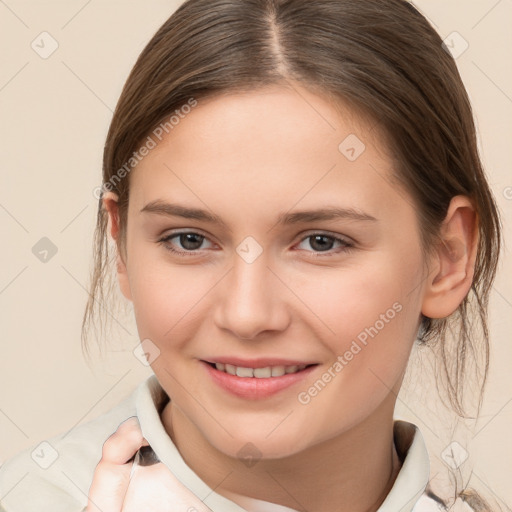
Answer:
[{"left": 208, "top": 425, "right": 314, "bottom": 462}]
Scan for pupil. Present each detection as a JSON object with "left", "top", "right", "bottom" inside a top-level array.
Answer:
[
  {"left": 182, "top": 233, "right": 203, "bottom": 250},
  {"left": 311, "top": 235, "right": 332, "bottom": 252}
]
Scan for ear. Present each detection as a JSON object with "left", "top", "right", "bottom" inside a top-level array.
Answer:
[
  {"left": 102, "top": 191, "right": 132, "bottom": 302},
  {"left": 421, "top": 195, "right": 478, "bottom": 319}
]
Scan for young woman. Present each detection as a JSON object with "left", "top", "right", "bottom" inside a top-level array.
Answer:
[{"left": 0, "top": 0, "right": 503, "bottom": 511}]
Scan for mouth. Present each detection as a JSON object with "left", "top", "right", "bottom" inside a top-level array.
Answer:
[
  {"left": 203, "top": 361, "right": 316, "bottom": 378},
  {"left": 200, "top": 359, "right": 319, "bottom": 400}
]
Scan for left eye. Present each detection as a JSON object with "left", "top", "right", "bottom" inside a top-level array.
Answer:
[
  {"left": 296, "top": 233, "right": 353, "bottom": 255},
  {"left": 158, "top": 231, "right": 353, "bottom": 257}
]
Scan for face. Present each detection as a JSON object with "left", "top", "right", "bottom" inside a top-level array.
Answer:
[{"left": 115, "top": 84, "right": 430, "bottom": 459}]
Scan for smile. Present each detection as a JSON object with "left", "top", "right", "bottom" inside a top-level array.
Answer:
[
  {"left": 209, "top": 362, "right": 310, "bottom": 378},
  {"left": 201, "top": 360, "right": 319, "bottom": 400}
]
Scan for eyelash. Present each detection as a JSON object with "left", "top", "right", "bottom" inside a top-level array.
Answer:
[{"left": 157, "top": 230, "right": 354, "bottom": 258}]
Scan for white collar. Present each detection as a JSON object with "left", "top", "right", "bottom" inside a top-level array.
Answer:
[{"left": 136, "top": 374, "right": 430, "bottom": 512}]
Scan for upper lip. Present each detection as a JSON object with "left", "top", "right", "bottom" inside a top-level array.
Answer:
[{"left": 201, "top": 357, "right": 318, "bottom": 368}]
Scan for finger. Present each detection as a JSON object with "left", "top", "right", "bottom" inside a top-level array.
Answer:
[
  {"left": 85, "top": 417, "right": 149, "bottom": 512},
  {"left": 122, "top": 463, "right": 181, "bottom": 512},
  {"left": 86, "top": 459, "right": 133, "bottom": 512},
  {"left": 102, "top": 416, "right": 146, "bottom": 464}
]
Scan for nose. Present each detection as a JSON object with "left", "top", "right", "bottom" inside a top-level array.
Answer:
[{"left": 213, "top": 250, "right": 290, "bottom": 341}]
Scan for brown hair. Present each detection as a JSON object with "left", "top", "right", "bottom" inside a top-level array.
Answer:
[{"left": 82, "top": 0, "right": 502, "bottom": 506}]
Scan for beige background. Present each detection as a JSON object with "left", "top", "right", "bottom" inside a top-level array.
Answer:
[{"left": 1, "top": 0, "right": 511, "bottom": 508}]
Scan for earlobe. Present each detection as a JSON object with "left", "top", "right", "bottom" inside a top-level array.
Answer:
[
  {"left": 102, "top": 192, "right": 132, "bottom": 302},
  {"left": 421, "top": 196, "right": 478, "bottom": 319}
]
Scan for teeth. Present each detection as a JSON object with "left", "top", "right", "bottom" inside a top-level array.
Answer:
[
  {"left": 214, "top": 362, "right": 308, "bottom": 378},
  {"left": 225, "top": 364, "right": 236, "bottom": 375},
  {"left": 236, "top": 366, "right": 254, "bottom": 377},
  {"left": 254, "top": 367, "right": 271, "bottom": 378},
  {"left": 271, "top": 366, "right": 285, "bottom": 377}
]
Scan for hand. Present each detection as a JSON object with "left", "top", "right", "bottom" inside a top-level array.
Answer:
[{"left": 85, "top": 416, "right": 177, "bottom": 512}]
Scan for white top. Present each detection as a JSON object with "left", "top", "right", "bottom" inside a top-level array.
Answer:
[{"left": 0, "top": 374, "right": 450, "bottom": 511}]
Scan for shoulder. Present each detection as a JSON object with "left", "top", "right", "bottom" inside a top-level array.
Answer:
[
  {"left": 413, "top": 491, "right": 477, "bottom": 512},
  {"left": 413, "top": 492, "right": 447, "bottom": 511},
  {"left": 0, "top": 385, "right": 139, "bottom": 512}
]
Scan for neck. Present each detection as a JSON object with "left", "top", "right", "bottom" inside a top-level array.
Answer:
[{"left": 161, "top": 395, "right": 401, "bottom": 512}]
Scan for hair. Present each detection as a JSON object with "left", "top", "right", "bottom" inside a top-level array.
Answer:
[{"left": 82, "top": 0, "right": 502, "bottom": 508}]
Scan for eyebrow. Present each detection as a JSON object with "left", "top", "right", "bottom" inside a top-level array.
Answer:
[{"left": 140, "top": 200, "right": 378, "bottom": 227}]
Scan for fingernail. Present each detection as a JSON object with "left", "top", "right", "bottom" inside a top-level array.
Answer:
[{"left": 137, "top": 445, "right": 161, "bottom": 466}]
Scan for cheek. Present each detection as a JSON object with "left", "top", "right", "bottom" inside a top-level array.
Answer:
[
  {"left": 299, "top": 251, "right": 423, "bottom": 391},
  {"left": 302, "top": 250, "right": 423, "bottom": 349},
  {"left": 126, "top": 250, "right": 217, "bottom": 354}
]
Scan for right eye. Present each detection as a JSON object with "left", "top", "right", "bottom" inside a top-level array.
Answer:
[{"left": 158, "top": 231, "right": 215, "bottom": 256}]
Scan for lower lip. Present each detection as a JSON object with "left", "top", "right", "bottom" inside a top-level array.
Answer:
[{"left": 201, "top": 361, "right": 317, "bottom": 400}]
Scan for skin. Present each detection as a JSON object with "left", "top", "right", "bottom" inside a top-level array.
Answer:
[{"left": 88, "top": 83, "right": 478, "bottom": 512}]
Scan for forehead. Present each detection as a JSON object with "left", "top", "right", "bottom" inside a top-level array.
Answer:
[
  {"left": 128, "top": 84, "right": 403, "bottom": 221},
  {"left": 153, "top": 84, "right": 386, "bottom": 158}
]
